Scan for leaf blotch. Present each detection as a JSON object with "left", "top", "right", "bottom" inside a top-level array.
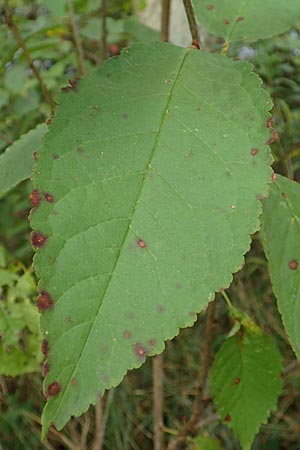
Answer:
[
  {"left": 134, "top": 343, "right": 147, "bottom": 360},
  {"left": 224, "top": 414, "right": 231, "bottom": 422},
  {"left": 224, "top": 19, "right": 230, "bottom": 25},
  {"left": 122, "top": 113, "right": 129, "bottom": 119},
  {"left": 45, "top": 193, "right": 54, "bottom": 203},
  {"left": 207, "top": 4, "right": 214, "bottom": 10},
  {"left": 71, "top": 378, "right": 77, "bottom": 386},
  {"left": 41, "top": 339, "right": 49, "bottom": 357},
  {"left": 250, "top": 148, "right": 259, "bottom": 156},
  {"left": 149, "top": 339, "right": 156, "bottom": 346},
  {"left": 30, "top": 189, "right": 41, "bottom": 208},
  {"left": 266, "top": 117, "right": 273, "bottom": 128},
  {"left": 37, "top": 291, "right": 54, "bottom": 313},
  {"left": 137, "top": 239, "right": 146, "bottom": 248},
  {"left": 234, "top": 377, "right": 240, "bottom": 384},
  {"left": 123, "top": 330, "right": 132, "bottom": 339},
  {"left": 267, "top": 129, "right": 278, "bottom": 145},
  {"left": 30, "top": 231, "right": 47, "bottom": 248},
  {"left": 236, "top": 16, "right": 245, "bottom": 22},
  {"left": 156, "top": 304, "right": 165, "bottom": 313},
  {"left": 47, "top": 381, "right": 61, "bottom": 397},
  {"left": 289, "top": 260, "right": 298, "bottom": 270},
  {"left": 42, "top": 361, "right": 50, "bottom": 378},
  {"left": 77, "top": 146, "right": 85, "bottom": 155}
]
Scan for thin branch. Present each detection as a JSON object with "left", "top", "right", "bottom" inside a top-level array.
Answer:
[
  {"left": 182, "top": 0, "right": 201, "bottom": 49},
  {"left": 101, "top": 0, "right": 107, "bottom": 63},
  {"left": 153, "top": 354, "right": 164, "bottom": 450},
  {"left": 168, "top": 300, "right": 216, "bottom": 450},
  {"left": 67, "top": 0, "right": 86, "bottom": 76},
  {"left": 161, "top": 0, "right": 171, "bottom": 42},
  {"left": 92, "top": 390, "right": 113, "bottom": 450},
  {"left": 3, "top": 2, "right": 54, "bottom": 110}
]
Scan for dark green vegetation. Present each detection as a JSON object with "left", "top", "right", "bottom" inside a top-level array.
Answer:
[{"left": 0, "top": 1, "right": 300, "bottom": 449}]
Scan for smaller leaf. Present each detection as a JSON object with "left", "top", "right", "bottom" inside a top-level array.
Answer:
[
  {"left": 193, "top": 0, "right": 300, "bottom": 43},
  {"left": 261, "top": 174, "right": 300, "bottom": 358},
  {"left": 0, "top": 123, "right": 47, "bottom": 197},
  {"left": 210, "top": 320, "right": 282, "bottom": 450},
  {"left": 193, "top": 435, "right": 224, "bottom": 450}
]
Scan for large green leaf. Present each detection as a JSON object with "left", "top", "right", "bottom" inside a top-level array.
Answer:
[
  {"left": 30, "top": 42, "right": 273, "bottom": 433},
  {"left": 193, "top": 0, "right": 300, "bottom": 43},
  {"left": 261, "top": 174, "right": 300, "bottom": 357},
  {"left": 0, "top": 123, "right": 48, "bottom": 197},
  {"left": 210, "top": 323, "right": 282, "bottom": 450}
]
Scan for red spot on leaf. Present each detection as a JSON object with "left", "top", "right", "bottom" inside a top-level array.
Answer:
[
  {"left": 207, "top": 4, "right": 214, "bottom": 10},
  {"left": 267, "top": 129, "right": 278, "bottom": 145},
  {"left": 47, "top": 381, "right": 61, "bottom": 397},
  {"left": 137, "top": 239, "right": 146, "bottom": 248},
  {"left": 223, "top": 19, "right": 230, "bottom": 25},
  {"left": 289, "top": 260, "right": 298, "bottom": 270},
  {"left": 134, "top": 343, "right": 147, "bottom": 359},
  {"left": 271, "top": 173, "right": 277, "bottom": 182},
  {"left": 149, "top": 339, "right": 156, "bottom": 346},
  {"left": 36, "top": 291, "right": 53, "bottom": 313},
  {"left": 30, "top": 189, "right": 41, "bottom": 207},
  {"left": 71, "top": 378, "right": 77, "bottom": 386},
  {"left": 44, "top": 193, "right": 54, "bottom": 203},
  {"left": 42, "top": 361, "right": 50, "bottom": 377},
  {"left": 236, "top": 16, "right": 244, "bottom": 22},
  {"left": 41, "top": 339, "right": 49, "bottom": 357},
  {"left": 123, "top": 330, "right": 132, "bottom": 339},
  {"left": 251, "top": 148, "right": 259, "bottom": 155},
  {"left": 46, "top": 118, "right": 52, "bottom": 125},
  {"left": 224, "top": 414, "right": 231, "bottom": 422},
  {"left": 266, "top": 117, "right": 273, "bottom": 128},
  {"left": 234, "top": 377, "right": 240, "bottom": 384},
  {"left": 33, "top": 151, "right": 38, "bottom": 161},
  {"left": 30, "top": 231, "right": 47, "bottom": 248}
]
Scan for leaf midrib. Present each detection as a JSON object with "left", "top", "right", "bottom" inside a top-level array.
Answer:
[{"left": 48, "top": 48, "right": 191, "bottom": 427}]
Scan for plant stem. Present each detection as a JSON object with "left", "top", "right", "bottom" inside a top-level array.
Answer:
[
  {"left": 153, "top": 354, "right": 164, "bottom": 450},
  {"left": 182, "top": 0, "right": 201, "bottom": 49},
  {"left": 3, "top": 2, "right": 54, "bottom": 111},
  {"left": 101, "top": 0, "right": 107, "bottom": 62},
  {"left": 168, "top": 300, "right": 216, "bottom": 449},
  {"left": 161, "top": 0, "right": 171, "bottom": 42},
  {"left": 67, "top": 0, "right": 86, "bottom": 76},
  {"left": 92, "top": 391, "right": 113, "bottom": 450}
]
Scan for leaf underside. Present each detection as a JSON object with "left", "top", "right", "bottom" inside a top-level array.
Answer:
[
  {"left": 210, "top": 327, "right": 282, "bottom": 450},
  {"left": 30, "top": 42, "right": 273, "bottom": 433},
  {"left": 262, "top": 175, "right": 300, "bottom": 358},
  {"left": 193, "top": 0, "right": 300, "bottom": 43}
]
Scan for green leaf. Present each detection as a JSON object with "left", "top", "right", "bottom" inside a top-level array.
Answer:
[
  {"left": 210, "top": 324, "right": 282, "bottom": 450},
  {"left": 30, "top": 42, "right": 273, "bottom": 434},
  {"left": 0, "top": 123, "right": 47, "bottom": 197},
  {"left": 0, "top": 268, "right": 42, "bottom": 376},
  {"left": 261, "top": 174, "right": 300, "bottom": 357},
  {"left": 193, "top": 435, "right": 224, "bottom": 450},
  {"left": 193, "top": 0, "right": 300, "bottom": 43}
]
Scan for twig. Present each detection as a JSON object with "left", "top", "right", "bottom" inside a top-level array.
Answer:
[
  {"left": 3, "top": 2, "right": 54, "bottom": 110},
  {"left": 92, "top": 390, "right": 113, "bottom": 450},
  {"left": 67, "top": 0, "right": 86, "bottom": 76},
  {"left": 161, "top": 0, "right": 171, "bottom": 42},
  {"left": 101, "top": 0, "right": 107, "bottom": 63},
  {"left": 182, "top": 0, "right": 201, "bottom": 49},
  {"left": 168, "top": 300, "right": 216, "bottom": 450},
  {"left": 153, "top": 354, "right": 164, "bottom": 450}
]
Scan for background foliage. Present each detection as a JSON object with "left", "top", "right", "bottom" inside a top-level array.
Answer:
[{"left": 0, "top": 1, "right": 300, "bottom": 449}]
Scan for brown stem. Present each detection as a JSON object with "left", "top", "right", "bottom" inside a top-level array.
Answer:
[
  {"left": 182, "top": 0, "right": 201, "bottom": 49},
  {"left": 92, "top": 390, "right": 113, "bottom": 450},
  {"left": 168, "top": 300, "right": 216, "bottom": 450},
  {"left": 101, "top": 0, "right": 107, "bottom": 63},
  {"left": 3, "top": 2, "right": 54, "bottom": 110},
  {"left": 67, "top": 0, "right": 86, "bottom": 76},
  {"left": 161, "top": 0, "right": 171, "bottom": 42},
  {"left": 153, "top": 354, "right": 164, "bottom": 450}
]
